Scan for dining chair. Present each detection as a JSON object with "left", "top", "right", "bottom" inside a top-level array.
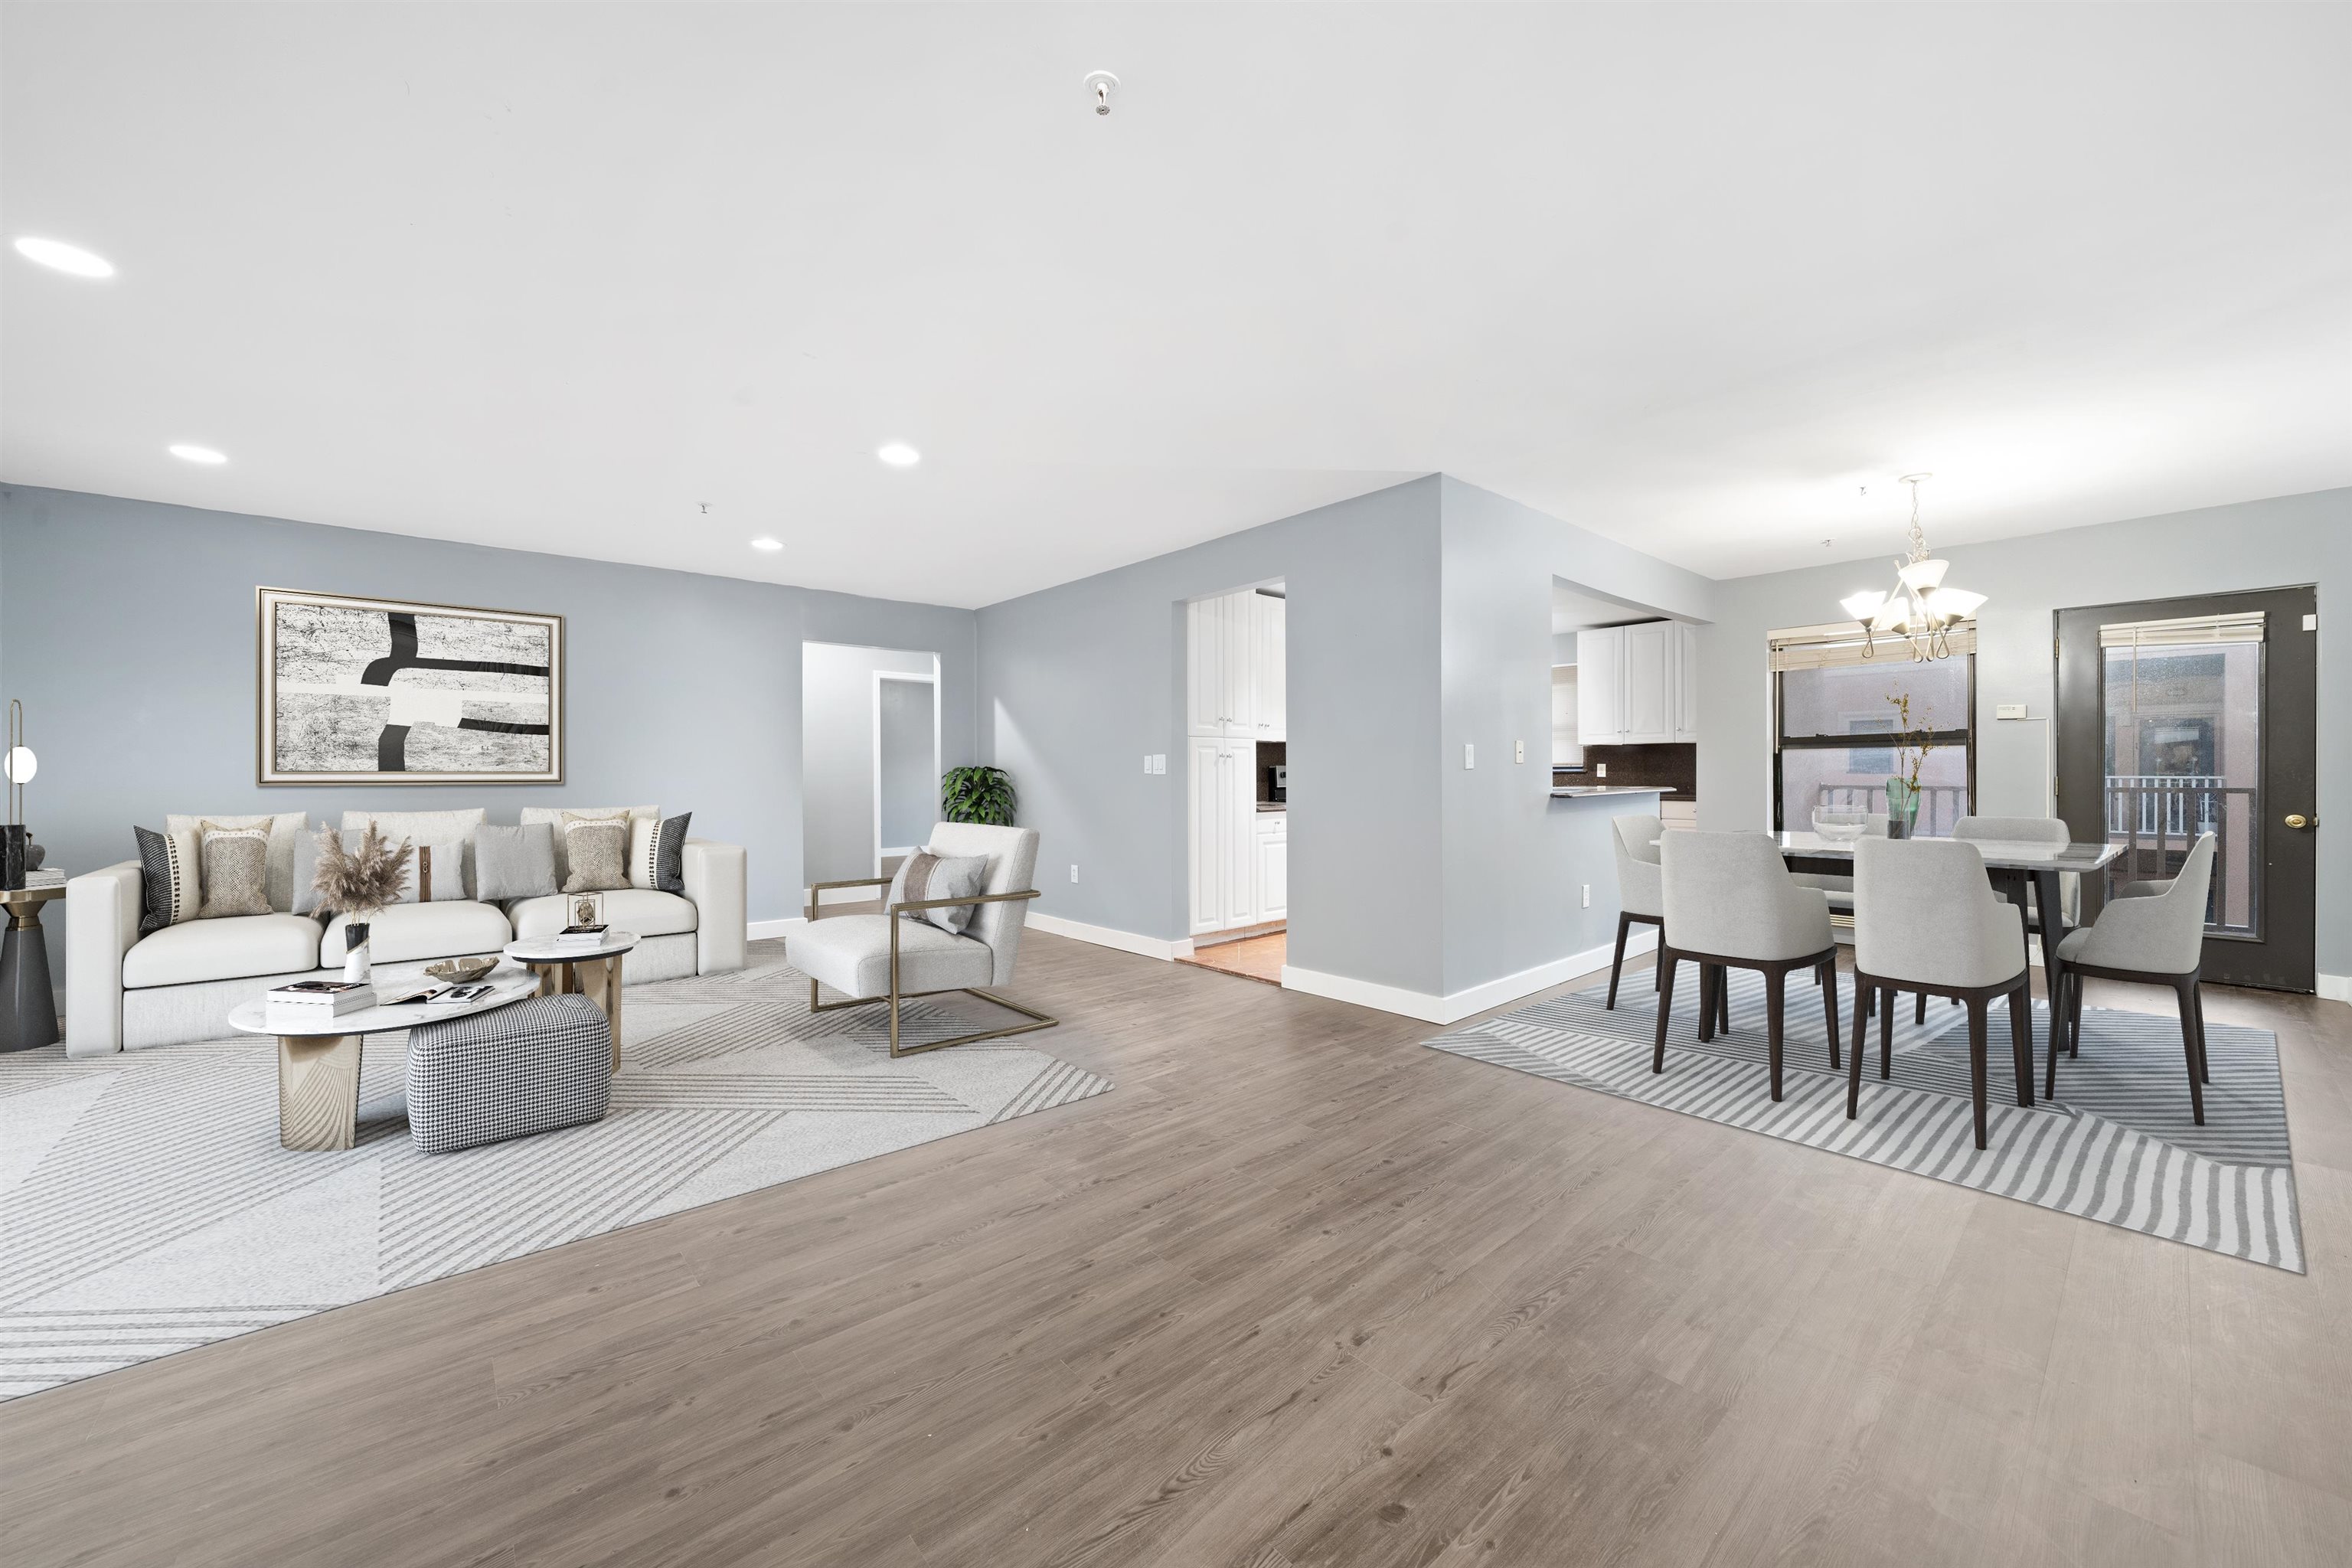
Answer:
[
  {"left": 2047, "top": 832, "right": 2216, "bottom": 1122},
  {"left": 1654, "top": 831, "right": 1839, "bottom": 1100},
  {"left": 1846, "top": 837, "right": 2033, "bottom": 1150},
  {"left": 1606, "top": 814, "right": 1664, "bottom": 1010},
  {"left": 1934, "top": 815, "right": 2073, "bottom": 1025}
]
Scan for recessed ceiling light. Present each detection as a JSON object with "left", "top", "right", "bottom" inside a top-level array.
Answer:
[
  {"left": 168, "top": 444, "right": 227, "bottom": 465},
  {"left": 877, "top": 442, "right": 920, "bottom": 468},
  {"left": 750, "top": 537, "right": 783, "bottom": 552},
  {"left": 13, "top": 236, "right": 115, "bottom": 278}
]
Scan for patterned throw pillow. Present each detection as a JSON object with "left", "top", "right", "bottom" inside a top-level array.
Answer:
[
  {"left": 560, "top": 810, "right": 629, "bottom": 893},
  {"left": 884, "top": 847, "right": 990, "bottom": 935},
  {"left": 521, "top": 805, "right": 656, "bottom": 887},
  {"left": 196, "top": 821, "right": 273, "bottom": 918},
  {"left": 627, "top": 812, "right": 693, "bottom": 894},
  {"left": 132, "top": 825, "right": 203, "bottom": 935}
]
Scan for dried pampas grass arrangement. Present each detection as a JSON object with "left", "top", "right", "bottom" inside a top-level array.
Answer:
[{"left": 310, "top": 821, "right": 411, "bottom": 917}]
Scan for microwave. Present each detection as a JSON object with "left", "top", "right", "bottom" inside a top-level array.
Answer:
[{"left": 1271, "top": 764, "right": 1288, "bottom": 799}]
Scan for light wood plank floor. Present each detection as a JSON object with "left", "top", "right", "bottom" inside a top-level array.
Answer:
[
  {"left": 1178, "top": 929, "right": 1287, "bottom": 985},
  {"left": 5, "top": 936, "right": 2349, "bottom": 1566}
]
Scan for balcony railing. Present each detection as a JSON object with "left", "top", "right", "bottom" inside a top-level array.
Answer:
[
  {"left": 2101, "top": 776, "right": 2256, "bottom": 936},
  {"left": 1816, "top": 782, "right": 1970, "bottom": 838}
]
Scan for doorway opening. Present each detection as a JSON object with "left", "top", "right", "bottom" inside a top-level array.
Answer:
[
  {"left": 1178, "top": 581, "right": 1288, "bottom": 984},
  {"left": 802, "top": 642, "right": 939, "bottom": 906}
]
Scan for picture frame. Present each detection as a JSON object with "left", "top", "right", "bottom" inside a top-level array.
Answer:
[{"left": 256, "top": 587, "right": 564, "bottom": 785}]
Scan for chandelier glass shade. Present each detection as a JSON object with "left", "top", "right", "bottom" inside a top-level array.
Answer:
[{"left": 1841, "top": 475, "right": 1983, "bottom": 660}]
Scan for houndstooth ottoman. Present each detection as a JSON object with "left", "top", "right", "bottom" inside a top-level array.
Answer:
[{"left": 406, "top": 993, "right": 612, "bottom": 1155}]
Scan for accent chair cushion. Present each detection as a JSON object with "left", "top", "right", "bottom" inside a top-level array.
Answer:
[
  {"left": 786, "top": 913, "right": 993, "bottom": 1000},
  {"left": 508, "top": 888, "right": 697, "bottom": 941},
  {"left": 318, "top": 900, "right": 511, "bottom": 967},
  {"left": 885, "top": 848, "right": 990, "bottom": 934},
  {"left": 123, "top": 913, "right": 327, "bottom": 989},
  {"left": 473, "top": 823, "right": 559, "bottom": 901}
]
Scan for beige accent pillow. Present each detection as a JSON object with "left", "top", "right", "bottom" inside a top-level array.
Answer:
[
  {"left": 167, "top": 811, "right": 309, "bottom": 913},
  {"left": 521, "top": 804, "right": 657, "bottom": 886},
  {"left": 197, "top": 821, "right": 273, "bottom": 918},
  {"left": 560, "top": 811, "right": 630, "bottom": 893}
]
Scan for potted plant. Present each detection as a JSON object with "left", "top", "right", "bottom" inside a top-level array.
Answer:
[
  {"left": 1883, "top": 692, "right": 1938, "bottom": 838},
  {"left": 309, "top": 822, "right": 413, "bottom": 982},
  {"left": 940, "top": 766, "right": 1017, "bottom": 827}
]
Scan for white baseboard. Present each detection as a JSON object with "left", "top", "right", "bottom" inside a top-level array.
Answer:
[
  {"left": 2320, "top": 973, "right": 2351, "bottom": 1005},
  {"left": 1027, "top": 911, "right": 1194, "bottom": 962},
  {"left": 1282, "top": 929, "right": 1658, "bottom": 1026},
  {"left": 746, "top": 916, "right": 805, "bottom": 942}
]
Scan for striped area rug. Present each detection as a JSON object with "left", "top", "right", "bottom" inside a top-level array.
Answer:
[
  {"left": 0, "top": 942, "right": 1109, "bottom": 1401},
  {"left": 1426, "top": 969, "right": 2301, "bottom": 1272}
]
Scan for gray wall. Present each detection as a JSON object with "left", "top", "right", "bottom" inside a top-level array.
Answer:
[
  {"left": 978, "top": 477, "right": 1447, "bottom": 992},
  {"left": 1694, "top": 486, "right": 2352, "bottom": 981},
  {"left": 800, "top": 642, "right": 938, "bottom": 886},
  {"left": 0, "top": 485, "right": 980, "bottom": 977},
  {"left": 1436, "top": 478, "right": 1716, "bottom": 995}
]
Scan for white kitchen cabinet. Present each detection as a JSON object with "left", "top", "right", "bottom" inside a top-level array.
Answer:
[
  {"left": 1221, "top": 591, "right": 1255, "bottom": 735},
  {"left": 1186, "top": 597, "right": 1226, "bottom": 737},
  {"left": 1252, "top": 593, "right": 1286, "bottom": 740},
  {"left": 1672, "top": 623, "right": 1700, "bottom": 743},
  {"left": 1254, "top": 810, "right": 1288, "bottom": 923},
  {"left": 1188, "top": 737, "right": 1255, "bottom": 935},
  {"left": 1620, "top": 622, "right": 1673, "bottom": 743},
  {"left": 1576, "top": 625, "right": 1625, "bottom": 746}
]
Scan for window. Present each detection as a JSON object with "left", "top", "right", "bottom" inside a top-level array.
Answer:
[{"left": 1770, "top": 623, "right": 1975, "bottom": 836}]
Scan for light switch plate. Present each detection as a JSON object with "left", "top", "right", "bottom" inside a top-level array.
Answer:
[
  {"left": 1144, "top": 754, "right": 1155, "bottom": 773},
  {"left": 1515, "top": 740, "right": 1525, "bottom": 763},
  {"left": 1070, "top": 864, "right": 1079, "bottom": 883},
  {"left": 1464, "top": 743, "right": 1475, "bottom": 769},
  {"left": 1996, "top": 703, "right": 2027, "bottom": 720}
]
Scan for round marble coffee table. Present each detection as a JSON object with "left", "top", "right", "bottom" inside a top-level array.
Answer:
[
  {"left": 228, "top": 969, "right": 541, "bottom": 1152},
  {"left": 503, "top": 931, "right": 639, "bottom": 1074}
]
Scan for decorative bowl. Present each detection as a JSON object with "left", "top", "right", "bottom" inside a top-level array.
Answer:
[
  {"left": 425, "top": 956, "right": 498, "bottom": 984},
  {"left": 1811, "top": 809, "right": 1870, "bottom": 843}
]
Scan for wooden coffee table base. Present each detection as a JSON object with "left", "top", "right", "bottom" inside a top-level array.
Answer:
[
  {"left": 278, "top": 1034, "right": 364, "bottom": 1152},
  {"left": 535, "top": 954, "right": 624, "bottom": 1072}
]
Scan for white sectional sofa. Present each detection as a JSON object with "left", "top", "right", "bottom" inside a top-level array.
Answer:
[{"left": 67, "top": 837, "right": 746, "bottom": 1057}]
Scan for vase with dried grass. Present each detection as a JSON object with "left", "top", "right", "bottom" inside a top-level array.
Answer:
[{"left": 309, "top": 822, "right": 413, "bottom": 983}]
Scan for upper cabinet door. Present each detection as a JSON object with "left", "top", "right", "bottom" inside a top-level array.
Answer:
[
  {"left": 1254, "top": 593, "right": 1287, "bottom": 740},
  {"left": 1222, "top": 591, "right": 1256, "bottom": 733},
  {"left": 1577, "top": 626, "right": 1624, "bottom": 746},
  {"left": 1187, "top": 596, "right": 1226, "bottom": 736},
  {"left": 1673, "top": 623, "right": 1700, "bottom": 743},
  {"left": 1620, "top": 622, "right": 1673, "bottom": 743}
]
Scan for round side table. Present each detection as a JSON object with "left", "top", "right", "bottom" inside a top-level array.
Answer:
[{"left": 503, "top": 932, "right": 640, "bottom": 1073}]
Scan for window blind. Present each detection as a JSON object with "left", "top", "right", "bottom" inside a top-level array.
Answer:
[
  {"left": 2097, "top": 610, "right": 2264, "bottom": 649},
  {"left": 1767, "top": 619, "right": 1977, "bottom": 671}
]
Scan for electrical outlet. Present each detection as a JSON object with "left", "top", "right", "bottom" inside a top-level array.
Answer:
[
  {"left": 1515, "top": 740, "right": 1525, "bottom": 763},
  {"left": 1070, "top": 864, "right": 1079, "bottom": 884},
  {"left": 1596, "top": 762, "right": 1607, "bottom": 779},
  {"left": 1464, "top": 743, "right": 1475, "bottom": 769},
  {"left": 1582, "top": 884, "right": 1591, "bottom": 908}
]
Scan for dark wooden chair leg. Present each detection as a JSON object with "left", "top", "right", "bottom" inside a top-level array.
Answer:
[
  {"left": 1651, "top": 951, "right": 1678, "bottom": 1074},
  {"left": 1847, "top": 969, "right": 1870, "bottom": 1119},
  {"left": 2176, "top": 977, "right": 2206, "bottom": 1125},
  {"left": 1878, "top": 987, "right": 1894, "bottom": 1080},
  {"left": 1765, "top": 968, "right": 1786, "bottom": 1102},
  {"left": 2190, "top": 978, "right": 2210, "bottom": 1083},
  {"left": 1696, "top": 965, "right": 1717, "bottom": 1044},
  {"left": 2007, "top": 982, "right": 2034, "bottom": 1106},
  {"left": 1915, "top": 991, "right": 1927, "bottom": 1027},
  {"left": 2043, "top": 969, "right": 2064, "bottom": 1102},
  {"left": 1821, "top": 959, "right": 1841, "bottom": 1070},
  {"left": 1965, "top": 998, "right": 1990, "bottom": 1150},
  {"left": 1717, "top": 971, "right": 1732, "bottom": 1035},
  {"left": 1606, "top": 913, "right": 1632, "bottom": 1011}
]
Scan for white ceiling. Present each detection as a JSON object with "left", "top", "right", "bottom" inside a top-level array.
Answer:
[{"left": 4, "top": 3, "right": 2347, "bottom": 609}]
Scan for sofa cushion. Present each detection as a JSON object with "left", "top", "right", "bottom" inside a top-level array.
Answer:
[
  {"left": 786, "top": 913, "right": 992, "bottom": 1000},
  {"left": 319, "top": 900, "right": 511, "bottom": 967},
  {"left": 124, "top": 913, "right": 328, "bottom": 989},
  {"left": 508, "top": 889, "right": 698, "bottom": 941}
]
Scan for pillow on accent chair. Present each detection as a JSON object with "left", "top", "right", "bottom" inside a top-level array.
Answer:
[
  {"left": 473, "top": 823, "right": 558, "bottom": 901},
  {"left": 560, "top": 811, "right": 630, "bottom": 893},
  {"left": 196, "top": 821, "right": 273, "bottom": 918},
  {"left": 627, "top": 812, "right": 693, "bottom": 894},
  {"left": 885, "top": 847, "right": 990, "bottom": 935},
  {"left": 132, "top": 825, "right": 203, "bottom": 934}
]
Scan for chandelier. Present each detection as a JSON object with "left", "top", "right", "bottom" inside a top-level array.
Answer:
[{"left": 1839, "top": 474, "right": 1984, "bottom": 661}]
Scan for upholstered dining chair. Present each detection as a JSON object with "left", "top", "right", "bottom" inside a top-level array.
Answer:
[
  {"left": 1845, "top": 838, "right": 2032, "bottom": 1150},
  {"left": 2047, "top": 832, "right": 2216, "bottom": 1121},
  {"left": 1606, "top": 814, "right": 1664, "bottom": 1009},
  {"left": 1653, "top": 831, "right": 1839, "bottom": 1100},
  {"left": 786, "top": 823, "right": 1054, "bottom": 1057}
]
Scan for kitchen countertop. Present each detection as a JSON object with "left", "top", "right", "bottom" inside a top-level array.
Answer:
[
  {"left": 1548, "top": 786, "right": 1671, "bottom": 799},
  {"left": 1256, "top": 802, "right": 1287, "bottom": 812}
]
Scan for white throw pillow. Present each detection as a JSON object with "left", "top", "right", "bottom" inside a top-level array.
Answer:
[
  {"left": 343, "top": 808, "right": 488, "bottom": 899},
  {"left": 166, "top": 811, "right": 309, "bottom": 913}
]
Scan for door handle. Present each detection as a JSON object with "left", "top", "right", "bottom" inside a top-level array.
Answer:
[{"left": 2284, "top": 814, "right": 2316, "bottom": 829}]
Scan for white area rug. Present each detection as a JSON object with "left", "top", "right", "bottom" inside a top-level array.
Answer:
[
  {"left": 0, "top": 943, "right": 1108, "bottom": 1400},
  {"left": 1426, "top": 969, "right": 2301, "bottom": 1272}
]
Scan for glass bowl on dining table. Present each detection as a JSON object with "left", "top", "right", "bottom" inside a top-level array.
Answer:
[{"left": 1810, "top": 808, "right": 1871, "bottom": 843}]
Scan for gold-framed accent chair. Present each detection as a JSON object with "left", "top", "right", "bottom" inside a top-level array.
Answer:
[{"left": 786, "top": 822, "right": 1054, "bottom": 1057}]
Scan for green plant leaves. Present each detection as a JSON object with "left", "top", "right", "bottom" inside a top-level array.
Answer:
[{"left": 940, "top": 766, "right": 1017, "bottom": 827}]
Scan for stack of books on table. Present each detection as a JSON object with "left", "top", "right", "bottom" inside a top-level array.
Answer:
[
  {"left": 264, "top": 979, "right": 375, "bottom": 1024},
  {"left": 554, "top": 923, "right": 609, "bottom": 947}
]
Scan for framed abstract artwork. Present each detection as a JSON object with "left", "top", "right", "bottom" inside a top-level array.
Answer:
[{"left": 257, "top": 587, "right": 564, "bottom": 784}]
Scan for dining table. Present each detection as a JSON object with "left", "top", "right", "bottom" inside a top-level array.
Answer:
[{"left": 1773, "top": 830, "right": 2127, "bottom": 1056}]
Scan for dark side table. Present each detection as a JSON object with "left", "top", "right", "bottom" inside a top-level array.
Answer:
[{"left": 1, "top": 880, "right": 64, "bottom": 1052}]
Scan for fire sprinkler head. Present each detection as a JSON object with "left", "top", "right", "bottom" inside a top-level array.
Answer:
[{"left": 1084, "top": 70, "right": 1119, "bottom": 116}]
